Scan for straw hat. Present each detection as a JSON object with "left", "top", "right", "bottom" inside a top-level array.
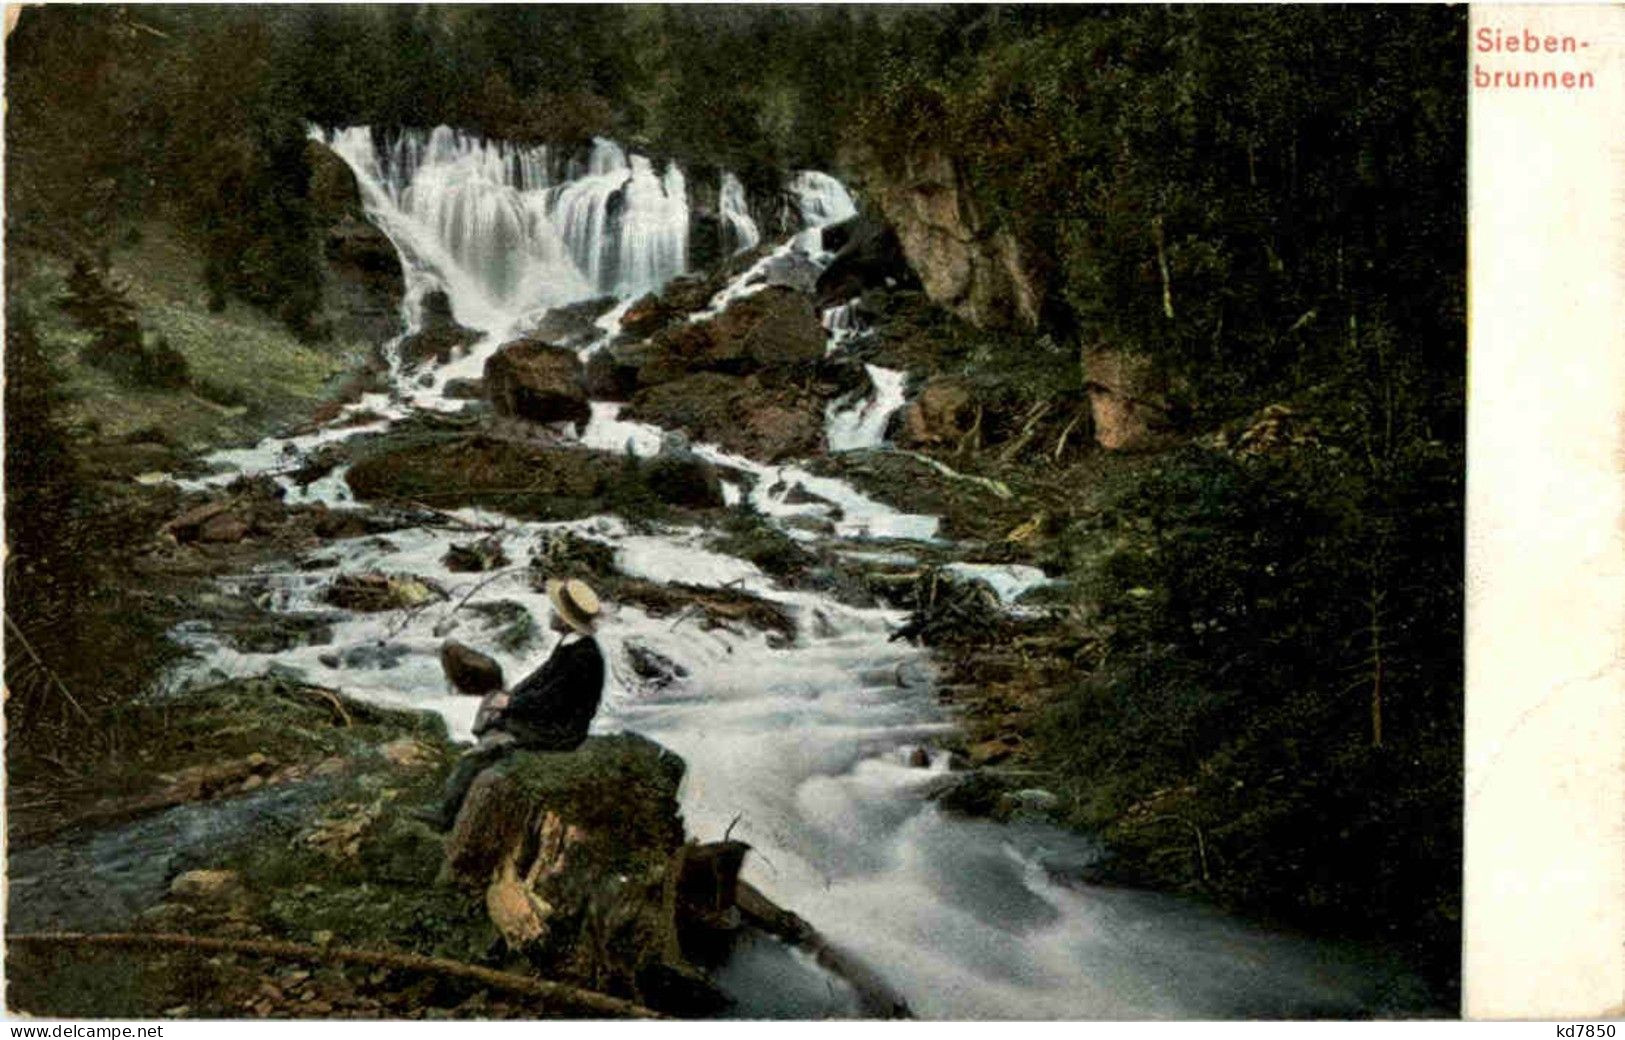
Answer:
[{"left": 546, "top": 578, "right": 602, "bottom": 635}]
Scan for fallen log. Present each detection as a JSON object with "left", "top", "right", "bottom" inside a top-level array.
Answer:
[
  {"left": 7, "top": 931, "right": 663, "bottom": 1019},
  {"left": 734, "top": 881, "right": 910, "bottom": 1019}
]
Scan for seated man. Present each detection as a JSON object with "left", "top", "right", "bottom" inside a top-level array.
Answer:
[{"left": 422, "top": 578, "right": 606, "bottom": 830}]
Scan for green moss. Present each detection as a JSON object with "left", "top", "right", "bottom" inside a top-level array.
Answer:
[{"left": 704, "top": 505, "right": 815, "bottom": 581}]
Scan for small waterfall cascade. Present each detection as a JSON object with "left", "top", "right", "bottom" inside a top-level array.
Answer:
[
  {"left": 826, "top": 364, "right": 909, "bottom": 453},
  {"left": 787, "top": 170, "right": 857, "bottom": 254},
  {"left": 719, "top": 172, "right": 762, "bottom": 254},
  {"left": 822, "top": 300, "right": 864, "bottom": 353}
]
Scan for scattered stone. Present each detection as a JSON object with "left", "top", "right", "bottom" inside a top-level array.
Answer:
[
  {"left": 443, "top": 535, "right": 510, "bottom": 573},
  {"left": 379, "top": 737, "right": 437, "bottom": 770},
  {"left": 324, "top": 572, "right": 447, "bottom": 612},
  {"left": 441, "top": 639, "right": 506, "bottom": 696},
  {"left": 319, "top": 642, "right": 411, "bottom": 670},
  {"left": 197, "top": 511, "right": 250, "bottom": 543},
  {"left": 441, "top": 377, "right": 485, "bottom": 400},
  {"left": 622, "top": 640, "right": 689, "bottom": 691},
  {"left": 169, "top": 869, "right": 244, "bottom": 904},
  {"left": 908, "top": 747, "right": 931, "bottom": 769}
]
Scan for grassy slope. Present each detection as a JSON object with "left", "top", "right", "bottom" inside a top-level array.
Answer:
[{"left": 15, "top": 221, "right": 373, "bottom": 456}]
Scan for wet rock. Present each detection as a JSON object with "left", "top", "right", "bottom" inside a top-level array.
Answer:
[
  {"left": 398, "top": 291, "right": 481, "bottom": 369},
  {"left": 528, "top": 296, "right": 618, "bottom": 349},
  {"left": 645, "top": 452, "right": 725, "bottom": 509},
  {"left": 443, "top": 536, "right": 509, "bottom": 573},
  {"left": 583, "top": 339, "right": 644, "bottom": 400},
  {"left": 623, "top": 640, "right": 689, "bottom": 691},
  {"left": 484, "top": 338, "right": 590, "bottom": 427},
  {"left": 441, "top": 377, "right": 485, "bottom": 400},
  {"left": 907, "top": 747, "right": 932, "bottom": 769},
  {"left": 308, "top": 139, "right": 405, "bottom": 344},
  {"left": 815, "top": 213, "right": 919, "bottom": 307},
  {"left": 633, "top": 286, "right": 825, "bottom": 390},
  {"left": 620, "top": 293, "right": 679, "bottom": 339},
  {"left": 441, "top": 640, "right": 505, "bottom": 696},
  {"left": 311, "top": 507, "right": 371, "bottom": 541},
  {"left": 323, "top": 572, "right": 446, "bottom": 612},
  {"left": 319, "top": 642, "right": 411, "bottom": 671},
  {"left": 755, "top": 251, "right": 821, "bottom": 294},
  {"left": 899, "top": 376, "right": 976, "bottom": 448},
  {"left": 674, "top": 840, "right": 751, "bottom": 959}
]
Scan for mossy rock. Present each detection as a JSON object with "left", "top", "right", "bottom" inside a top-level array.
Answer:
[
  {"left": 445, "top": 733, "right": 686, "bottom": 885},
  {"left": 344, "top": 436, "right": 706, "bottom": 521}
]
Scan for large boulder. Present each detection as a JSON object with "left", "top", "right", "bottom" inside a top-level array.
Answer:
[
  {"left": 898, "top": 376, "right": 977, "bottom": 448},
  {"left": 755, "top": 252, "right": 821, "bottom": 294},
  {"left": 638, "top": 287, "right": 825, "bottom": 388},
  {"left": 815, "top": 213, "right": 919, "bottom": 307},
  {"left": 1083, "top": 349, "right": 1173, "bottom": 451},
  {"left": 484, "top": 338, "right": 590, "bottom": 427},
  {"left": 528, "top": 297, "right": 618, "bottom": 350},
  {"left": 625, "top": 373, "right": 825, "bottom": 463},
  {"left": 307, "top": 139, "right": 405, "bottom": 345},
  {"left": 583, "top": 339, "right": 646, "bottom": 401}
]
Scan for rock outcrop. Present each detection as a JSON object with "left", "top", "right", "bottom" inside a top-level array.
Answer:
[
  {"left": 898, "top": 376, "right": 977, "bottom": 448},
  {"left": 307, "top": 139, "right": 406, "bottom": 345},
  {"left": 1082, "top": 348, "right": 1174, "bottom": 451},
  {"left": 398, "top": 291, "right": 480, "bottom": 370},
  {"left": 484, "top": 338, "right": 591, "bottom": 428},
  {"left": 856, "top": 149, "right": 1041, "bottom": 332},
  {"left": 635, "top": 287, "right": 824, "bottom": 389}
]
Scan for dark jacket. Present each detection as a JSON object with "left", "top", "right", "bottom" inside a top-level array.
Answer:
[{"left": 483, "top": 635, "right": 604, "bottom": 750}]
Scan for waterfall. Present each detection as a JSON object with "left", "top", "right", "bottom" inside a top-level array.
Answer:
[
  {"left": 317, "top": 127, "right": 689, "bottom": 336},
  {"left": 719, "top": 171, "right": 761, "bottom": 254},
  {"left": 826, "top": 365, "right": 908, "bottom": 453},
  {"left": 787, "top": 170, "right": 857, "bottom": 254}
]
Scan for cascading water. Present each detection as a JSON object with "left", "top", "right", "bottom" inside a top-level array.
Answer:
[
  {"left": 826, "top": 364, "right": 909, "bottom": 453},
  {"left": 719, "top": 172, "right": 762, "bottom": 254},
  {"left": 150, "top": 136, "right": 1431, "bottom": 1019},
  {"left": 787, "top": 170, "right": 857, "bottom": 254},
  {"left": 318, "top": 127, "right": 687, "bottom": 339}
]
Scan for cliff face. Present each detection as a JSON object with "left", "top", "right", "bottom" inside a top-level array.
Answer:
[
  {"left": 849, "top": 148, "right": 1040, "bottom": 333},
  {"left": 306, "top": 141, "right": 407, "bottom": 346}
]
